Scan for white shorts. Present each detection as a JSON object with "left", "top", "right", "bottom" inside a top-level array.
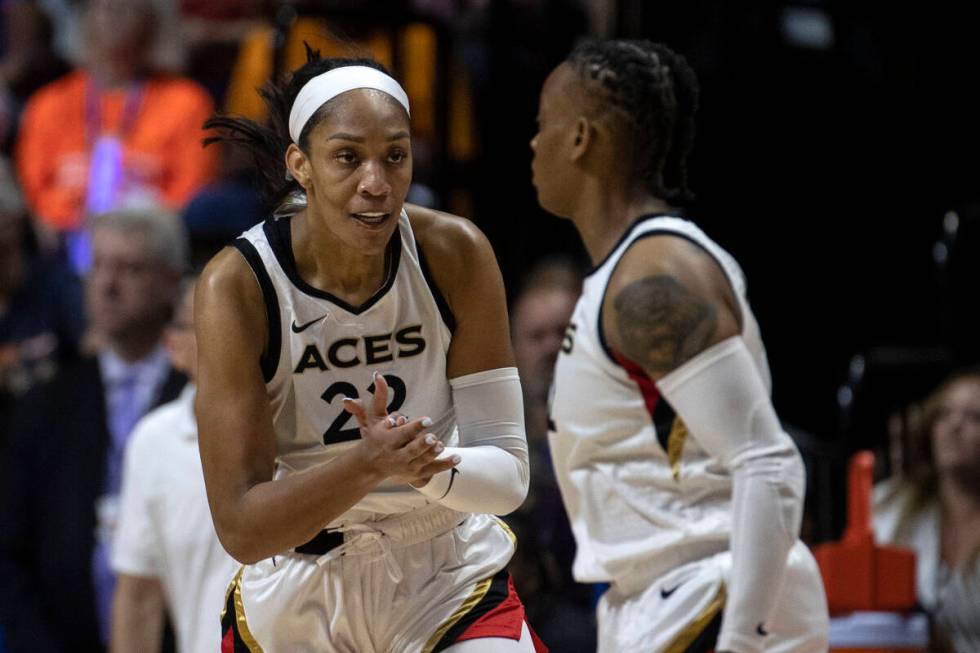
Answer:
[
  {"left": 597, "top": 541, "right": 829, "bottom": 652},
  {"left": 220, "top": 505, "right": 537, "bottom": 652}
]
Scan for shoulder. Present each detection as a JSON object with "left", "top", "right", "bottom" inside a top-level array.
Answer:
[
  {"left": 198, "top": 245, "right": 262, "bottom": 305},
  {"left": 148, "top": 75, "right": 214, "bottom": 109},
  {"left": 602, "top": 232, "right": 741, "bottom": 377},
  {"left": 23, "top": 70, "right": 85, "bottom": 115},
  {"left": 406, "top": 203, "right": 491, "bottom": 265},
  {"left": 127, "top": 399, "right": 185, "bottom": 460}
]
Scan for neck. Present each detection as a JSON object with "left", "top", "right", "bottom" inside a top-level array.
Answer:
[
  {"left": 107, "top": 329, "right": 163, "bottom": 364},
  {"left": 293, "top": 211, "right": 389, "bottom": 305},
  {"left": 571, "top": 182, "right": 673, "bottom": 264},
  {"left": 938, "top": 475, "right": 980, "bottom": 518},
  {"left": 88, "top": 58, "right": 142, "bottom": 89}
]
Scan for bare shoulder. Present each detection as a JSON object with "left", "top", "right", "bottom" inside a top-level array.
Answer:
[
  {"left": 603, "top": 234, "right": 741, "bottom": 378},
  {"left": 404, "top": 203, "right": 496, "bottom": 291},
  {"left": 195, "top": 246, "right": 267, "bottom": 350},
  {"left": 405, "top": 203, "right": 490, "bottom": 262}
]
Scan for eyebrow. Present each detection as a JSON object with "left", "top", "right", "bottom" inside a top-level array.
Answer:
[{"left": 326, "top": 131, "right": 410, "bottom": 143}]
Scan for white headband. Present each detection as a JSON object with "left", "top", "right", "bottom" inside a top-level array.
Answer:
[{"left": 288, "top": 66, "right": 411, "bottom": 143}]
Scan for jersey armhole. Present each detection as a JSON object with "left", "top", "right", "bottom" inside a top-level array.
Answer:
[
  {"left": 230, "top": 238, "right": 282, "bottom": 383},
  {"left": 597, "top": 229, "right": 741, "bottom": 366},
  {"left": 415, "top": 242, "right": 457, "bottom": 334}
]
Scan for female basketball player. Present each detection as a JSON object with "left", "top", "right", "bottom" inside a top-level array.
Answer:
[
  {"left": 195, "top": 50, "right": 544, "bottom": 652},
  {"left": 532, "top": 40, "right": 829, "bottom": 652}
]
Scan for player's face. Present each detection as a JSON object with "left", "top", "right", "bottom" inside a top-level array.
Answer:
[
  {"left": 931, "top": 378, "right": 980, "bottom": 481},
  {"left": 86, "top": 227, "right": 177, "bottom": 341},
  {"left": 531, "top": 63, "right": 578, "bottom": 219},
  {"left": 300, "top": 90, "right": 412, "bottom": 256}
]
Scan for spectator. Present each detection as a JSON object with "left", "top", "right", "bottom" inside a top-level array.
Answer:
[
  {"left": 874, "top": 369, "right": 980, "bottom": 653},
  {"left": 0, "top": 157, "right": 83, "bottom": 461},
  {"left": 110, "top": 275, "right": 236, "bottom": 653},
  {"left": 505, "top": 258, "right": 595, "bottom": 652},
  {"left": 0, "top": 207, "right": 187, "bottom": 652},
  {"left": 15, "top": 0, "right": 216, "bottom": 269}
]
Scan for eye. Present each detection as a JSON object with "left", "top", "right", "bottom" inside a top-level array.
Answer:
[
  {"left": 388, "top": 148, "right": 408, "bottom": 164},
  {"left": 335, "top": 150, "right": 358, "bottom": 165}
]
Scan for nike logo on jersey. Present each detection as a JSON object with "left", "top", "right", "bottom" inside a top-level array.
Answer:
[
  {"left": 292, "top": 315, "right": 328, "bottom": 333},
  {"left": 660, "top": 582, "right": 683, "bottom": 599},
  {"left": 756, "top": 622, "right": 769, "bottom": 637},
  {"left": 438, "top": 467, "right": 459, "bottom": 500}
]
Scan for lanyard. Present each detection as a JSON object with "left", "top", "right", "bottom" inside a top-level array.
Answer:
[{"left": 84, "top": 77, "right": 146, "bottom": 144}]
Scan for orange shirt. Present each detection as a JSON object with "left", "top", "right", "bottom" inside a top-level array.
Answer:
[{"left": 16, "top": 70, "right": 218, "bottom": 230}]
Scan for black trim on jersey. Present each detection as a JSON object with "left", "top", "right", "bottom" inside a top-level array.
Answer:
[
  {"left": 264, "top": 215, "right": 402, "bottom": 315},
  {"left": 416, "top": 242, "right": 457, "bottom": 334},
  {"left": 652, "top": 398, "right": 677, "bottom": 453},
  {"left": 585, "top": 211, "right": 684, "bottom": 277},
  {"left": 596, "top": 228, "right": 730, "bottom": 367},
  {"left": 232, "top": 238, "right": 282, "bottom": 383},
  {"left": 432, "top": 569, "right": 513, "bottom": 652}
]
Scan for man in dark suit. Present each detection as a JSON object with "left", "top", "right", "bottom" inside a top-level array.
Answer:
[{"left": 0, "top": 207, "right": 188, "bottom": 652}]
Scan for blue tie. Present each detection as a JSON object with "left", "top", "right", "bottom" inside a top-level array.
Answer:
[{"left": 92, "top": 370, "right": 142, "bottom": 643}]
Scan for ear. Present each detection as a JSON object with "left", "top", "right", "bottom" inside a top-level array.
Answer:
[
  {"left": 285, "top": 143, "right": 312, "bottom": 188},
  {"left": 570, "top": 116, "right": 593, "bottom": 162}
]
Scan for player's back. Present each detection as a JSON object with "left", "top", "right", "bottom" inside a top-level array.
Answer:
[{"left": 549, "top": 214, "right": 772, "bottom": 586}]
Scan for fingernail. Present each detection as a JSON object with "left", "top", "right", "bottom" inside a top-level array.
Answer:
[
  {"left": 373, "top": 371, "right": 380, "bottom": 380},
  {"left": 451, "top": 455, "right": 461, "bottom": 464},
  {"left": 434, "top": 443, "right": 444, "bottom": 453},
  {"left": 397, "top": 416, "right": 408, "bottom": 425},
  {"left": 342, "top": 396, "right": 353, "bottom": 402},
  {"left": 387, "top": 417, "right": 397, "bottom": 427},
  {"left": 425, "top": 434, "right": 436, "bottom": 445},
  {"left": 421, "top": 417, "right": 433, "bottom": 427}
]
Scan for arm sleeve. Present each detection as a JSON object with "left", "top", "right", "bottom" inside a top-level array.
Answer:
[
  {"left": 111, "top": 424, "right": 162, "bottom": 577},
  {"left": 415, "top": 367, "right": 530, "bottom": 515},
  {"left": 657, "top": 336, "right": 805, "bottom": 653}
]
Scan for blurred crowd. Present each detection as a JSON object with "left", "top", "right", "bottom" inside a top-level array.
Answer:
[{"left": 0, "top": 1, "right": 978, "bottom": 652}]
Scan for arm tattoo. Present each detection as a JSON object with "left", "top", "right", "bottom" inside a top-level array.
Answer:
[{"left": 613, "top": 275, "right": 718, "bottom": 374}]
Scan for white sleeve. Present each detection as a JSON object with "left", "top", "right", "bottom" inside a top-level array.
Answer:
[
  {"left": 657, "top": 336, "right": 805, "bottom": 653},
  {"left": 110, "top": 424, "right": 163, "bottom": 578},
  {"left": 415, "top": 367, "right": 529, "bottom": 515}
]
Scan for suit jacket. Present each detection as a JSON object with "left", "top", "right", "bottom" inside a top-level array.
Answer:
[{"left": 0, "top": 355, "right": 184, "bottom": 653}]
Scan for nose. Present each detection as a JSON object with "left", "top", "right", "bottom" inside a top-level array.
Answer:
[{"left": 357, "top": 161, "right": 391, "bottom": 198}]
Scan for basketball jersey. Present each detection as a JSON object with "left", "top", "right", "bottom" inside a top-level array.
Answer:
[
  {"left": 548, "top": 214, "right": 772, "bottom": 586},
  {"left": 234, "top": 209, "right": 457, "bottom": 526}
]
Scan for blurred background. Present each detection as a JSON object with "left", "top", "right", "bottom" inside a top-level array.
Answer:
[{"left": 2, "top": 1, "right": 979, "bottom": 651}]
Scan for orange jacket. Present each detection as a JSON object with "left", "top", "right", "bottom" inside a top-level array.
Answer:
[{"left": 16, "top": 70, "right": 218, "bottom": 230}]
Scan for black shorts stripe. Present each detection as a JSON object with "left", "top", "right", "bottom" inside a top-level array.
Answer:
[
  {"left": 231, "top": 237, "right": 281, "bottom": 383},
  {"left": 681, "top": 611, "right": 722, "bottom": 653},
  {"left": 221, "top": 579, "right": 253, "bottom": 653},
  {"left": 431, "top": 569, "right": 511, "bottom": 652}
]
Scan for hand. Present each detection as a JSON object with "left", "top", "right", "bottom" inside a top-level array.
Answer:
[{"left": 343, "top": 373, "right": 458, "bottom": 484}]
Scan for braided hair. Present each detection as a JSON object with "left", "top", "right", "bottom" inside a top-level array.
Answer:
[
  {"left": 203, "top": 46, "right": 394, "bottom": 212},
  {"left": 567, "top": 39, "right": 699, "bottom": 205}
]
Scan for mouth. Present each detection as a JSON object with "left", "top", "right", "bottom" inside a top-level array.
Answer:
[{"left": 350, "top": 212, "right": 393, "bottom": 230}]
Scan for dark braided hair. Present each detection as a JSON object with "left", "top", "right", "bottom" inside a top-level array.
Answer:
[
  {"left": 567, "top": 39, "right": 699, "bottom": 205},
  {"left": 203, "top": 46, "right": 395, "bottom": 212}
]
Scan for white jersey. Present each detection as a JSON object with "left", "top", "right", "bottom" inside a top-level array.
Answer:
[
  {"left": 235, "top": 209, "right": 456, "bottom": 526},
  {"left": 549, "top": 214, "right": 772, "bottom": 586}
]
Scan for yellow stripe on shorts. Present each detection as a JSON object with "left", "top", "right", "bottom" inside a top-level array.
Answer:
[
  {"left": 421, "top": 576, "right": 494, "bottom": 653},
  {"left": 664, "top": 583, "right": 726, "bottom": 653},
  {"left": 232, "top": 566, "right": 265, "bottom": 653}
]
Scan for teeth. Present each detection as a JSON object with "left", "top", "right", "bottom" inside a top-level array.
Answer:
[{"left": 354, "top": 212, "right": 387, "bottom": 218}]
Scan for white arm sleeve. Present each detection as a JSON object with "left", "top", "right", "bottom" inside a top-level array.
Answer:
[
  {"left": 415, "top": 367, "right": 529, "bottom": 515},
  {"left": 657, "top": 336, "right": 805, "bottom": 653}
]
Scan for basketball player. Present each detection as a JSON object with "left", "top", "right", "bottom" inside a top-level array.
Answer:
[
  {"left": 532, "top": 40, "right": 829, "bottom": 652},
  {"left": 195, "top": 51, "right": 545, "bottom": 652}
]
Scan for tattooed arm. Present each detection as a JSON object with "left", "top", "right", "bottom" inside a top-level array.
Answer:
[
  {"left": 603, "top": 235, "right": 810, "bottom": 653},
  {"left": 602, "top": 235, "right": 740, "bottom": 379}
]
